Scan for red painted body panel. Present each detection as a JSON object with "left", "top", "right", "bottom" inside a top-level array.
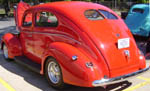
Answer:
[
  {"left": 48, "top": 42, "right": 103, "bottom": 87},
  {"left": 80, "top": 19, "right": 143, "bottom": 77},
  {"left": 1, "top": 1, "right": 148, "bottom": 87}
]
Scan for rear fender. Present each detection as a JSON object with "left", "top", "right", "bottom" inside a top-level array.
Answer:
[
  {"left": 41, "top": 42, "right": 103, "bottom": 87},
  {"left": 1, "top": 33, "right": 22, "bottom": 58}
]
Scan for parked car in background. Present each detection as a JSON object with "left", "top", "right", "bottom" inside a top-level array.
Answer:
[
  {"left": 124, "top": 4, "right": 150, "bottom": 41},
  {"left": 1, "top": 1, "right": 149, "bottom": 89},
  {"left": 124, "top": 4, "right": 150, "bottom": 54}
]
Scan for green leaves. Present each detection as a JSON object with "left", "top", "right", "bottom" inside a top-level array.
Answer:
[{"left": 137, "top": 0, "right": 149, "bottom": 3}]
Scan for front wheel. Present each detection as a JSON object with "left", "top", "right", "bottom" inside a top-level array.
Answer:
[
  {"left": 3, "top": 44, "right": 11, "bottom": 60},
  {"left": 45, "top": 58, "right": 65, "bottom": 89}
]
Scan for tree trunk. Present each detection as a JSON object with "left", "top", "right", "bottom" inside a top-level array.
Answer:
[
  {"left": 3, "top": 0, "right": 10, "bottom": 16},
  {"left": 33, "top": 0, "right": 40, "bottom": 5}
]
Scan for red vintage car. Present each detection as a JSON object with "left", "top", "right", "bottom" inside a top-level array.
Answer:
[{"left": 1, "top": 1, "right": 149, "bottom": 89}]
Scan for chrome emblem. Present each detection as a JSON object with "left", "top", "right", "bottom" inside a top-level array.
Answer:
[
  {"left": 116, "top": 33, "right": 120, "bottom": 37},
  {"left": 72, "top": 55, "right": 78, "bottom": 61},
  {"left": 124, "top": 50, "right": 130, "bottom": 59}
]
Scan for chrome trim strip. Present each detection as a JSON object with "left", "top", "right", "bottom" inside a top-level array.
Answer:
[
  {"left": 20, "top": 31, "right": 81, "bottom": 44},
  {"left": 92, "top": 67, "right": 150, "bottom": 87}
]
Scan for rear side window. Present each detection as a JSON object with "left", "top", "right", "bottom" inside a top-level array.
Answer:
[
  {"left": 98, "top": 10, "right": 118, "bottom": 19},
  {"left": 84, "top": 10, "right": 104, "bottom": 20},
  {"left": 132, "top": 8, "right": 144, "bottom": 13},
  {"left": 35, "top": 11, "right": 58, "bottom": 27}
]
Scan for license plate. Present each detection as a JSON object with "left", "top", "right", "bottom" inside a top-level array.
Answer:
[{"left": 118, "top": 38, "right": 130, "bottom": 49}]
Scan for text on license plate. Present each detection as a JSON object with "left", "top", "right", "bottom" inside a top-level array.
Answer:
[{"left": 118, "top": 38, "right": 130, "bottom": 49}]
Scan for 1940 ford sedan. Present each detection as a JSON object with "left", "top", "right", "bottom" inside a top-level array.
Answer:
[{"left": 1, "top": 1, "right": 150, "bottom": 89}]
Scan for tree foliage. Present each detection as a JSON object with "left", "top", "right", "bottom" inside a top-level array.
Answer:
[
  {"left": 0, "top": 0, "right": 149, "bottom": 4},
  {"left": 137, "top": 0, "right": 149, "bottom": 3}
]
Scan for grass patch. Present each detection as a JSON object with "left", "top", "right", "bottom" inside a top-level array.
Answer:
[{"left": 0, "top": 9, "right": 6, "bottom": 14}]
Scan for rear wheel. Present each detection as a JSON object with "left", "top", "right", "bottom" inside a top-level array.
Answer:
[{"left": 45, "top": 58, "right": 65, "bottom": 89}]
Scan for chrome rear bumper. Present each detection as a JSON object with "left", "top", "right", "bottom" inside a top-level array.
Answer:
[{"left": 92, "top": 67, "right": 150, "bottom": 87}]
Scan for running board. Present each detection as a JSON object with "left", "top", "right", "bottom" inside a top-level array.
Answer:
[{"left": 14, "top": 56, "right": 41, "bottom": 74}]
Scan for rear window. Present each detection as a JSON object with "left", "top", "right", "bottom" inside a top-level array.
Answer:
[
  {"left": 84, "top": 10, "right": 104, "bottom": 20},
  {"left": 132, "top": 8, "right": 144, "bottom": 13},
  {"left": 98, "top": 10, "right": 118, "bottom": 19}
]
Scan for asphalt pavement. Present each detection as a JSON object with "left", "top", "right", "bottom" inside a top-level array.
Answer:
[{"left": 0, "top": 17, "right": 150, "bottom": 91}]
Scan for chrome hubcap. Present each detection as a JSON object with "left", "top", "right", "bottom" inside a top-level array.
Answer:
[
  {"left": 3, "top": 45, "right": 8, "bottom": 58},
  {"left": 48, "top": 61, "right": 60, "bottom": 84}
]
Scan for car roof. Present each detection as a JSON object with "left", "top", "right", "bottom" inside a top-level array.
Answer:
[
  {"left": 27, "top": 1, "right": 119, "bottom": 23},
  {"left": 26, "top": 1, "right": 120, "bottom": 32},
  {"left": 32, "top": 1, "right": 110, "bottom": 11},
  {"left": 29, "top": 1, "right": 117, "bottom": 17},
  {"left": 131, "top": 4, "right": 150, "bottom": 9}
]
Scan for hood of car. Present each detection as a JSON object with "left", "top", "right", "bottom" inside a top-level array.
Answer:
[{"left": 15, "top": 1, "right": 30, "bottom": 28}]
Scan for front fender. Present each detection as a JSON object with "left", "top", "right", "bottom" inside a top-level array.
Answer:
[
  {"left": 42, "top": 42, "right": 104, "bottom": 87},
  {"left": 1, "top": 33, "right": 22, "bottom": 58}
]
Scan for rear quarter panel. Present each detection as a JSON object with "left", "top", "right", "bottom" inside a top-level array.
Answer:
[{"left": 46, "top": 42, "right": 103, "bottom": 87}]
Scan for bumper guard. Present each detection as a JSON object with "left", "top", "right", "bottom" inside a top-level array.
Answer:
[{"left": 92, "top": 67, "right": 150, "bottom": 87}]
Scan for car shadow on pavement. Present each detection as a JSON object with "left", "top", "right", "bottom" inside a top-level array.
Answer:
[
  {"left": 0, "top": 26, "right": 18, "bottom": 42},
  {"left": 0, "top": 52, "right": 132, "bottom": 91},
  {"left": 60, "top": 81, "right": 132, "bottom": 91},
  {"left": 0, "top": 17, "right": 13, "bottom": 21},
  {"left": 0, "top": 26, "right": 17, "bottom": 34},
  {"left": 0, "top": 54, "right": 52, "bottom": 91}
]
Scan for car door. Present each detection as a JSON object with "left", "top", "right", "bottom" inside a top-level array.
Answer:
[
  {"left": 32, "top": 10, "right": 59, "bottom": 64},
  {"left": 20, "top": 11, "right": 34, "bottom": 60}
]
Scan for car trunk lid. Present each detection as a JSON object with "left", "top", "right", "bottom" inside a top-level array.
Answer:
[{"left": 83, "top": 19, "right": 140, "bottom": 77}]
